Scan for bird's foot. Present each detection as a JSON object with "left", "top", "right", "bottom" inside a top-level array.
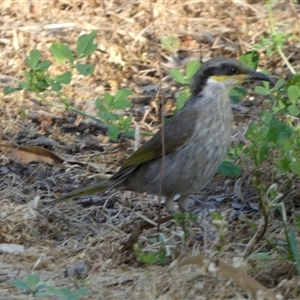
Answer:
[
  {"left": 178, "top": 195, "right": 189, "bottom": 212},
  {"left": 164, "top": 195, "right": 190, "bottom": 214},
  {"left": 165, "top": 196, "right": 175, "bottom": 215}
]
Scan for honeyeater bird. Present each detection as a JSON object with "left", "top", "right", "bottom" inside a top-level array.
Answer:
[{"left": 54, "top": 57, "right": 271, "bottom": 213}]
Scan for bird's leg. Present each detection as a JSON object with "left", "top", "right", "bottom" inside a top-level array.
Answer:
[
  {"left": 165, "top": 195, "right": 175, "bottom": 214},
  {"left": 178, "top": 195, "right": 189, "bottom": 212}
]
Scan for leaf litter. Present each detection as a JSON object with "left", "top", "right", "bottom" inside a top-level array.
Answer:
[{"left": 0, "top": 1, "right": 300, "bottom": 299}]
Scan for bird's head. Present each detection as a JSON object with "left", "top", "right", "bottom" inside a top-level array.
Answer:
[{"left": 191, "top": 57, "right": 272, "bottom": 97}]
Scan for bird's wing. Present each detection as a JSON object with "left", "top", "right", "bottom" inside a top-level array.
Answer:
[{"left": 111, "top": 105, "right": 197, "bottom": 180}]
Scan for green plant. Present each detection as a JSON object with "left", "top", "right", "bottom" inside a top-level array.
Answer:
[
  {"left": 170, "top": 60, "right": 201, "bottom": 109},
  {"left": 45, "top": 286, "right": 89, "bottom": 300},
  {"left": 134, "top": 237, "right": 169, "bottom": 265},
  {"left": 238, "top": 22, "right": 300, "bottom": 256},
  {"left": 239, "top": 95, "right": 300, "bottom": 243},
  {"left": 3, "top": 31, "right": 133, "bottom": 141},
  {"left": 255, "top": 76, "right": 300, "bottom": 117},
  {"left": 278, "top": 202, "right": 300, "bottom": 275},
  {"left": 261, "top": 191, "right": 300, "bottom": 275},
  {"left": 173, "top": 211, "right": 198, "bottom": 238},
  {"left": 210, "top": 211, "right": 229, "bottom": 251},
  {"left": 11, "top": 274, "right": 48, "bottom": 297},
  {"left": 253, "top": 0, "right": 298, "bottom": 74},
  {"left": 287, "top": 227, "right": 300, "bottom": 275},
  {"left": 95, "top": 88, "right": 134, "bottom": 140},
  {"left": 11, "top": 273, "right": 89, "bottom": 299},
  {"left": 4, "top": 32, "right": 96, "bottom": 97},
  {"left": 160, "top": 36, "right": 180, "bottom": 52},
  {"left": 249, "top": 1, "right": 300, "bottom": 226}
]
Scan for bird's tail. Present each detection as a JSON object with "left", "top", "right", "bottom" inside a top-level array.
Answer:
[{"left": 50, "top": 181, "right": 110, "bottom": 204}]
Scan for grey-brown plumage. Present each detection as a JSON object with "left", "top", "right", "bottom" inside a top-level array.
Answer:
[{"left": 54, "top": 57, "right": 271, "bottom": 213}]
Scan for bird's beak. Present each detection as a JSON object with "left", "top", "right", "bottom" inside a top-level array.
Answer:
[{"left": 248, "top": 71, "right": 272, "bottom": 83}]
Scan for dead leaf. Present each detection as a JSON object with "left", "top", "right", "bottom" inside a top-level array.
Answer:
[
  {"left": 0, "top": 140, "right": 64, "bottom": 166},
  {"left": 122, "top": 222, "right": 141, "bottom": 251},
  {"left": 179, "top": 255, "right": 277, "bottom": 299},
  {"left": 180, "top": 35, "right": 200, "bottom": 49}
]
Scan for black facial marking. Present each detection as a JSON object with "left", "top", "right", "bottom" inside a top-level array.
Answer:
[{"left": 190, "top": 57, "right": 252, "bottom": 97}]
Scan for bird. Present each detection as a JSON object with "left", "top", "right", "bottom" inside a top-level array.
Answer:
[{"left": 53, "top": 57, "right": 271, "bottom": 213}]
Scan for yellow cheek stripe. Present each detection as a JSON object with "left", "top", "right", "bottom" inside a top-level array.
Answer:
[
  {"left": 211, "top": 75, "right": 230, "bottom": 82},
  {"left": 211, "top": 74, "right": 247, "bottom": 82}
]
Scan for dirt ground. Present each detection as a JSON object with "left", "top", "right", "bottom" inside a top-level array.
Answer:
[{"left": 1, "top": 1, "right": 300, "bottom": 299}]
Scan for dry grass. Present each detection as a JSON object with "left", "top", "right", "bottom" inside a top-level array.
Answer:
[{"left": 1, "top": 0, "right": 300, "bottom": 299}]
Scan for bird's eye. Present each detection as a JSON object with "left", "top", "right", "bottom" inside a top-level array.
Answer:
[{"left": 231, "top": 68, "right": 237, "bottom": 74}]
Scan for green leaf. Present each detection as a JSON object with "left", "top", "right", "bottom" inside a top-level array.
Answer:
[
  {"left": 104, "top": 93, "right": 113, "bottom": 107},
  {"left": 74, "top": 63, "right": 95, "bottom": 76},
  {"left": 271, "top": 78, "right": 285, "bottom": 92},
  {"left": 229, "top": 87, "right": 247, "bottom": 103},
  {"left": 108, "top": 125, "right": 120, "bottom": 141},
  {"left": 26, "top": 49, "right": 41, "bottom": 69},
  {"left": 113, "top": 99, "right": 131, "bottom": 110},
  {"left": 218, "top": 160, "right": 241, "bottom": 177},
  {"left": 56, "top": 72, "right": 72, "bottom": 84},
  {"left": 286, "top": 73, "right": 300, "bottom": 89},
  {"left": 255, "top": 85, "right": 270, "bottom": 96},
  {"left": 35, "top": 81, "right": 49, "bottom": 91},
  {"left": 265, "top": 125, "right": 279, "bottom": 143},
  {"left": 44, "top": 76, "right": 54, "bottom": 86},
  {"left": 35, "top": 60, "right": 51, "bottom": 71},
  {"left": 3, "top": 86, "right": 21, "bottom": 95},
  {"left": 288, "top": 227, "right": 300, "bottom": 275},
  {"left": 258, "top": 144, "right": 269, "bottom": 163},
  {"left": 76, "top": 31, "right": 97, "bottom": 58},
  {"left": 239, "top": 51, "right": 259, "bottom": 70},
  {"left": 278, "top": 99, "right": 286, "bottom": 110},
  {"left": 51, "top": 82, "right": 62, "bottom": 92},
  {"left": 262, "top": 77, "right": 270, "bottom": 89},
  {"left": 46, "top": 286, "right": 66, "bottom": 297},
  {"left": 118, "top": 115, "right": 131, "bottom": 131},
  {"left": 19, "top": 81, "right": 30, "bottom": 89},
  {"left": 70, "top": 287, "right": 89, "bottom": 300},
  {"left": 140, "top": 252, "right": 157, "bottom": 264},
  {"left": 176, "top": 90, "right": 190, "bottom": 109},
  {"left": 287, "top": 85, "right": 300, "bottom": 105},
  {"left": 50, "top": 42, "right": 74, "bottom": 64},
  {"left": 160, "top": 36, "right": 180, "bottom": 52},
  {"left": 170, "top": 69, "right": 185, "bottom": 84},
  {"left": 277, "top": 156, "right": 290, "bottom": 172},
  {"left": 95, "top": 98, "right": 107, "bottom": 113},
  {"left": 291, "top": 160, "right": 300, "bottom": 177},
  {"left": 287, "top": 104, "right": 300, "bottom": 116},
  {"left": 11, "top": 280, "right": 30, "bottom": 291},
  {"left": 185, "top": 60, "right": 201, "bottom": 81},
  {"left": 24, "top": 70, "right": 31, "bottom": 82},
  {"left": 272, "top": 106, "right": 280, "bottom": 113},
  {"left": 211, "top": 211, "right": 224, "bottom": 221},
  {"left": 34, "top": 290, "right": 52, "bottom": 297},
  {"left": 100, "top": 112, "right": 119, "bottom": 121},
  {"left": 252, "top": 44, "right": 264, "bottom": 51},
  {"left": 266, "top": 118, "right": 293, "bottom": 142},
  {"left": 126, "top": 128, "right": 135, "bottom": 138},
  {"left": 278, "top": 138, "right": 293, "bottom": 153},
  {"left": 35, "top": 283, "right": 49, "bottom": 291},
  {"left": 113, "top": 88, "right": 132, "bottom": 102},
  {"left": 26, "top": 274, "right": 40, "bottom": 287},
  {"left": 113, "top": 89, "right": 132, "bottom": 109}
]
